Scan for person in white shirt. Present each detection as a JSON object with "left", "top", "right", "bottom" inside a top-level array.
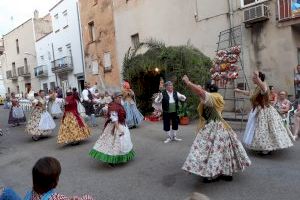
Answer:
[
  {"left": 155, "top": 81, "right": 186, "bottom": 143},
  {"left": 82, "top": 82, "right": 97, "bottom": 127}
]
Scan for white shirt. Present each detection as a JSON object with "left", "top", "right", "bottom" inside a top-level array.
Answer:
[
  {"left": 155, "top": 91, "right": 186, "bottom": 103},
  {"left": 82, "top": 89, "right": 90, "bottom": 101}
]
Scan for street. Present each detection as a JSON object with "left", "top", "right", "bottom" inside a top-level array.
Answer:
[{"left": 0, "top": 108, "right": 300, "bottom": 200}]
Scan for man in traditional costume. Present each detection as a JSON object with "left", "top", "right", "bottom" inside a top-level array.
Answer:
[{"left": 155, "top": 81, "right": 186, "bottom": 143}]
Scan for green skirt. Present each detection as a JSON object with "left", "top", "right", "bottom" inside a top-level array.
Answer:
[{"left": 89, "top": 149, "right": 135, "bottom": 164}]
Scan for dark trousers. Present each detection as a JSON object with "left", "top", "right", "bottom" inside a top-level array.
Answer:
[{"left": 163, "top": 112, "right": 179, "bottom": 131}]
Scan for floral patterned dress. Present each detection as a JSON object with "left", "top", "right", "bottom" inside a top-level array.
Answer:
[
  {"left": 182, "top": 92, "right": 251, "bottom": 177},
  {"left": 243, "top": 87, "right": 294, "bottom": 151},
  {"left": 25, "top": 97, "right": 53, "bottom": 136},
  {"left": 57, "top": 95, "right": 91, "bottom": 144}
]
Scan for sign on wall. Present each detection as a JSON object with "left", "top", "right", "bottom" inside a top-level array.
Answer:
[{"left": 292, "top": 0, "right": 300, "bottom": 17}]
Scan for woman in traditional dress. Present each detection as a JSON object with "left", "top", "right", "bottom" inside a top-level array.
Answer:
[
  {"left": 26, "top": 90, "right": 56, "bottom": 141},
  {"left": 182, "top": 75, "right": 251, "bottom": 183},
  {"left": 57, "top": 90, "right": 91, "bottom": 145},
  {"left": 24, "top": 157, "right": 93, "bottom": 200},
  {"left": 8, "top": 92, "right": 26, "bottom": 127},
  {"left": 234, "top": 71, "right": 294, "bottom": 155},
  {"left": 47, "top": 90, "right": 63, "bottom": 119},
  {"left": 122, "top": 81, "right": 143, "bottom": 128},
  {"left": 89, "top": 92, "right": 135, "bottom": 166}
]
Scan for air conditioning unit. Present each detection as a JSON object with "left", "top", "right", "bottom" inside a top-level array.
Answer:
[{"left": 244, "top": 4, "right": 269, "bottom": 25}]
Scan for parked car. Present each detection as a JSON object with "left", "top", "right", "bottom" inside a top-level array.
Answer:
[{"left": 0, "top": 96, "right": 4, "bottom": 105}]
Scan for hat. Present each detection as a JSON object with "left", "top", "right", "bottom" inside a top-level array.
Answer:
[
  {"left": 165, "top": 81, "right": 173, "bottom": 86},
  {"left": 114, "top": 91, "right": 123, "bottom": 98}
]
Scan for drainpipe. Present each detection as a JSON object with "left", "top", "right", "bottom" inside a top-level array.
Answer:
[
  {"left": 228, "top": 0, "right": 234, "bottom": 46},
  {"left": 76, "top": 2, "right": 86, "bottom": 82}
]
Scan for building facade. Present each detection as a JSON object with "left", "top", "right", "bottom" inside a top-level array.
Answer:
[
  {"left": 79, "top": 0, "right": 121, "bottom": 91},
  {"left": 49, "top": 0, "right": 85, "bottom": 93},
  {"left": 2, "top": 19, "right": 39, "bottom": 95},
  {"left": 0, "top": 39, "right": 6, "bottom": 96},
  {"left": 112, "top": 0, "right": 300, "bottom": 96}
]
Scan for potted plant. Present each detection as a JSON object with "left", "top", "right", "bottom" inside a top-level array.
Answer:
[{"left": 178, "top": 102, "right": 190, "bottom": 125}]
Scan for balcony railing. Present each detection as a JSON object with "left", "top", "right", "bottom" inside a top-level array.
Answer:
[
  {"left": 34, "top": 65, "right": 48, "bottom": 78},
  {"left": 278, "top": 0, "right": 300, "bottom": 21},
  {"left": 6, "top": 70, "right": 18, "bottom": 80},
  {"left": 51, "top": 56, "right": 73, "bottom": 73},
  {"left": 17, "top": 66, "right": 31, "bottom": 78}
]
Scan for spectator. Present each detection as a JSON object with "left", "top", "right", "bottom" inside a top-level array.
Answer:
[
  {"left": 268, "top": 86, "right": 277, "bottom": 106},
  {"left": 294, "top": 65, "right": 300, "bottom": 99},
  {"left": 293, "top": 104, "right": 300, "bottom": 140},
  {"left": 274, "top": 90, "right": 291, "bottom": 118},
  {"left": 24, "top": 157, "right": 93, "bottom": 200},
  {"left": 0, "top": 182, "right": 21, "bottom": 200},
  {"left": 56, "top": 87, "right": 63, "bottom": 99}
]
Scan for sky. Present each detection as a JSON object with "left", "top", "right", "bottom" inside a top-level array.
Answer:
[{"left": 0, "top": 0, "right": 60, "bottom": 36}]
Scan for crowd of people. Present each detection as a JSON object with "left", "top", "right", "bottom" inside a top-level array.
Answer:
[{"left": 1, "top": 70, "right": 299, "bottom": 199}]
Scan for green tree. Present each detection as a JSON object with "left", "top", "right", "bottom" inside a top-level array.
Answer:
[{"left": 123, "top": 39, "right": 211, "bottom": 118}]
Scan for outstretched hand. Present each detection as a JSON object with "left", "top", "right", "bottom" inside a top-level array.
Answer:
[{"left": 182, "top": 75, "right": 189, "bottom": 84}]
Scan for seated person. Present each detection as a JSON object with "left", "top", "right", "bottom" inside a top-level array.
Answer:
[{"left": 24, "top": 157, "right": 93, "bottom": 200}]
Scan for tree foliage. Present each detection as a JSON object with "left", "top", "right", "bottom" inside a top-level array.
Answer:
[{"left": 123, "top": 39, "right": 212, "bottom": 118}]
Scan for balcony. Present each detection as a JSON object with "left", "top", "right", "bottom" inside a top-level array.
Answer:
[
  {"left": 278, "top": 0, "right": 300, "bottom": 26},
  {"left": 6, "top": 70, "right": 18, "bottom": 80},
  {"left": 17, "top": 66, "right": 31, "bottom": 78},
  {"left": 51, "top": 56, "right": 73, "bottom": 73},
  {"left": 34, "top": 65, "right": 48, "bottom": 78}
]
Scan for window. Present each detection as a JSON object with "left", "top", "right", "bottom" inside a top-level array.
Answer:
[
  {"left": 24, "top": 58, "right": 28, "bottom": 72},
  {"left": 241, "top": 0, "right": 267, "bottom": 7},
  {"left": 40, "top": 56, "right": 44, "bottom": 61},
  {"left": 58, "top": 47, "right": 63, "bottom": 52},
  {"left": 54, "top": 14, "right": 60, "bottom": 32},
  {"left": 131, "top": 33, "right": 140, "bottom": 49},
  {"left": 16, "top": 39, "right": 19, "bottom": 54},
  {"left": 92, "top": 60, "right": 99, "bottom": 75},
  {"left": 88, "top": 21, "right": 96, "bottom": 42},
  {"left": 50, "top": 82, "right": 56, "bottom": 90},
  {"left": 62, "top": 10, "right": 68, "bottom": 28},
  {"left": 104, "top": 52, "right": 112, "bottom": 71},
  {"left": 12, "top": 62, "right": 16, "bottom": 75}
]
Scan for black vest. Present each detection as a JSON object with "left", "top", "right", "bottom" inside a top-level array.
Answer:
[{"left": 161, "top": 90, "right": 179, "bottom": 113}]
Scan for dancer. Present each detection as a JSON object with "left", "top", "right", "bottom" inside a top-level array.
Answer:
[
  {"left": 47, "top": 90, "right": 63, "bottom": 119},
  {"left": 89, "top": 92, "right": 135, "bottom": 166},
  {"left": 82, "top": 82, "right": 97, "bottom": 127},
  {"left": 234, "top": 71, "right": 293, "bottom": 155},
  {"left": 57, "top": 90, "right": 91, "bottom": 145},
  {"left": 26, "top": 90, "right": 56, "bottom": 141},
  {"left": 155, "top": 81, "right": 186, "bottom": 143},
  {"left": 8, "top": 92, "right": 26, "bottom": 127},
  {"left": 181, "top": 75, "right": 251, "bottom": 182},
  {"left": 122, "top": 81, "right": 144, "bottom": 128}
]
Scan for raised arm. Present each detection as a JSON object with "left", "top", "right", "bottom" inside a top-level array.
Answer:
[
  {"left": 234, "top": 88, "right": 251, "bottom": 96},
  {"left": 182, "top": 75, "right": 205, "bottom": 99}
]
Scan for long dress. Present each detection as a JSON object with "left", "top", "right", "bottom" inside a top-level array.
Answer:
[
  {"left": 8, "top": 97, "right": 26, "bottom": 125},
  {"left": 89, "top": 102, "right": 135, "bottom": 164},
  {"left": 57, "top": 95, "right": 91, "bottom": 144},
  {"left": 182, "top": 92, "right": 251, "bottom": 177},
  {"left": 243, "top": 87, "right": 294, "bottom": 151},
  {"left": 25, "top": 97, "right": 56, "bottom": 137},
  {"left": 48, "top": 93, "right": 63, "bottom": 117},
  {"left": 122, "top": 89, "right": 143, "bottom": 128}
]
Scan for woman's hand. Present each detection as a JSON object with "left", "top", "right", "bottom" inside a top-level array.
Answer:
[
  {"left": 182, "top": 75, "right": 190, "bottom": 84},
  {"left": 234, "top": 88, "right": 241, "bottom": 93}
]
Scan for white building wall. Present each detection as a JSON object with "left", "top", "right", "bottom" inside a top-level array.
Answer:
[
  {"left": 35, "top": 33, "right": 56, "bottom": 91},
  {"left": 50, "top": 0, "right": 85, "bottom": 91}
]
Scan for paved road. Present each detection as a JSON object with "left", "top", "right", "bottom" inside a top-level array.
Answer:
[{"left": 0, "top": 108, "right": 299, "bottom": 200}]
